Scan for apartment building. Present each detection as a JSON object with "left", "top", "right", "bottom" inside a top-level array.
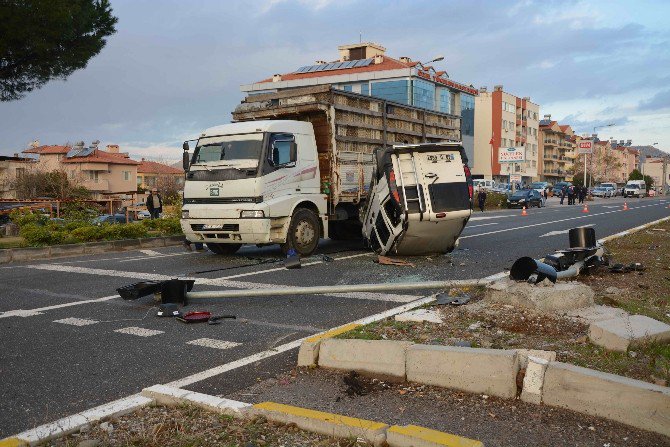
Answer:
[
  {"left": 474, "top": 85, "right": 540, "bottom": 183},
  {"left": 0, "top": 154, "right": 36, "bottom": 199},
  {"left": 23, "top": 143, "right": 139, "bottom": 199},
  {"left": 538, "top": 116, "right": 575, "bottom": 183},
  {"left": 241, "top": 42, "right": 478, "bottom": 164},
  {"left": 137, "top": 159, "right": 184, "bottom": 190},
  {"left": 573, "top": 137, "right": 638, "bottom": 184}
]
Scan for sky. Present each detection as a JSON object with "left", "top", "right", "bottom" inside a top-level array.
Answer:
[{"left": 1, "top": 0, "right": 669, "bottom": 160}]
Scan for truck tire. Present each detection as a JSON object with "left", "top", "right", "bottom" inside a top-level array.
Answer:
[
  {"left": 281, "top": 208, "right": 320, "bottom": 256},
  {"left": 206, "top": 242, "right": 241, "bottom": 255}
]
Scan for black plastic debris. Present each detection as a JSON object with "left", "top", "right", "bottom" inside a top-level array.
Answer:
[
  {"left": 285, "top": 249, "right": 301, "bottom": 269},
  {"left": 207, "top": 315, "right": 236, "bottom": 325},
  {"left": 156, "top": 303, "right": 180, "bottom": 317},
  {"left": 117, "top": 281, "right": 162, "bottom": 300}
]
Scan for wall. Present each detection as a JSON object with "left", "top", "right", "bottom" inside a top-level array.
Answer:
[
  {"left": 473, "top": 92, "right": 493, "bottom": 178},
  {"left": 106, "top": 164, "right": 138, "bottom": 194}
]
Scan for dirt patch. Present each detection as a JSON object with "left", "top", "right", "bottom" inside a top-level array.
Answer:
[
  {"left": 227, "top": 368, "right": 670, "bottom": 447},
  {"left": 48, "top": 405, "right": 363, "bottom": 447},
  {"left": 580, "top": 220, "right": 670, "bottom": 325}
]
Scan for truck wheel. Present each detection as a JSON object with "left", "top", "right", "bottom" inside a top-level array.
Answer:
[
  {"left": 281, "top": 208, "right": 320, "bottom": 256},
  {"left": 206, "top": 243, "right": 241, "bottom": 255}
]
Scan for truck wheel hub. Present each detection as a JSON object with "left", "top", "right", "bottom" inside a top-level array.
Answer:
[{"left": 295, "top": 221, "right": 315, "bottom": 245}]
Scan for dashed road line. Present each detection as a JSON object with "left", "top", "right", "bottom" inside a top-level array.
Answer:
[
  {"left": 464, "top": 222, "right": 498, "bottom": 228},
  {"left": 0, "top": 294, "right": 118, "bottom": 319},
  {"left": 460, "top": 203, "right": 662, "bottom": 239},
  {"left": 53, "top": 317, "right": 99, "bottom": 326},
  {"left": 186, "top": 338, "right": 242, "bottom": 350},
  {"left": 114, "top": 327, "right": 164, "bottom": 337},
  {"left": 139, "top": 249, "right": 163, "bottom": 256}
]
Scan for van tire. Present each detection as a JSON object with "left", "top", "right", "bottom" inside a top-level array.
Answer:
[
  {"left": 281, "top": 208, "right": 320, "bottom": 256},
  {"left": 206, "top": 243, "right": 241, "bottom": 255}
]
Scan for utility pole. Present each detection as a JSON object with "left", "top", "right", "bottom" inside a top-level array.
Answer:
[{"left": 663, "top": 156, "right": 668, "bottom": 196}]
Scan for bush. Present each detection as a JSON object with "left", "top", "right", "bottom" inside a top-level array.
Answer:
[
  {"left": 141, "top": 217, "right": 182, "bottom": 235},
  {"left": 477, "top": 191, "right": 509, "bottom": 210},
  {"left": 20, "top": 223, "right": 65, "bottom": 246}
]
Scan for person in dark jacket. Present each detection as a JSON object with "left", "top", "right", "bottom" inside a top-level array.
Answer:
[
  {"left": 560, "top": 186, "right": 567, "bottom": 205},
  {"left": 146, "top": 188, "right": 163, "bottom": 219},
  {"left": 477, "top": 188, "right": 487, "bottom": 212}
]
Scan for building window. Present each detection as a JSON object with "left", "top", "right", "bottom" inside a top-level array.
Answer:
[
  {"left": 87, "top": 171, "right": 99, "bottom": 182},
  {"left": 370, "top": 79, "right": 410, "bottom": 105},
  {"left": 361, "top": 83, "right": 369, "bottom": 96},
  {"left": 16, "top": 168, "right": 25, "bottom": 177},
  {"left": 342, "top": 85, "right": 353, "bottom": 92},
  {"left": 123, "top": 171, "right": 130, "bottom": 181},
  {"left": 438, "top": 88, "right": 453, "bottom": 115},
  {"left": 460, "top": 93, "right": 474, "bottom": 136},
  {"left": 412, "top": 79, "right": 435, "bottom": 110}
]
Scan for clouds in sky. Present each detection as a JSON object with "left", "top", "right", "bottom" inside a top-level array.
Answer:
[{"left": 1, "top": 0, "right": 669, "bottom": 159}]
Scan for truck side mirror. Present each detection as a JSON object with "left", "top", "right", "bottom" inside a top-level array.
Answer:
[
  {"left": 183, "top": 150, "right": 190, "bottom": 171},
  {"left": 182, "top": 141, "right": 189, "bottom": 151}
]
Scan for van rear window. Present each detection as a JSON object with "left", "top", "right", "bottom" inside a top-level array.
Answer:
[{"left": 428, "top": 182, "right": 470, "bottom": 212}]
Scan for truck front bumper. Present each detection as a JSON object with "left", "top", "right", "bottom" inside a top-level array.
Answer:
[{"left": 181, "top": 218, "right": 274, "bottom": 245}]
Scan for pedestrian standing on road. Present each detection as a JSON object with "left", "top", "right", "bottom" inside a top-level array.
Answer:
[
  {"left": 560, "top": 186, "right": 567, "bottom": 205},
  {"left": 477, "top": 188, "right": 487, "bottom": 212},
  {"left": 578, "top": 186, "right": 586, "bottom": 204},
  {"left": 146, "top": 188, "right": 162, "bottom": 219},
  {"left": 567, "top": 185, "right": 575, "bottom": 205}
]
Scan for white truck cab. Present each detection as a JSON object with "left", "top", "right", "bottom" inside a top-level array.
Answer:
[
  {"left": 181, "top": 120, "right": 326, "bottom": 255},
  {"left": 624, "top": 180, "right": 646, "bottom": 198}
]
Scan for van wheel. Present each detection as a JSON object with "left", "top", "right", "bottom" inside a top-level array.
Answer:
[
  {"left": 281, "top": 208, "right": 320, "bottom": 256},
  {"left": 206, "top": 243, "right": 241, "bottom": 255}
]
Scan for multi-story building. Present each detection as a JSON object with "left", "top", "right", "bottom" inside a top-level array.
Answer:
[
  {"left": 474, "top": 85, "right": 540, "bottom": 184},
  {"left": 642, "top": 158, "right": 669, "bottom": 192},
  {"left": 241, "top": 42, "right": 478, "bottom": 164},
  {"left": 0, "top": 154, "right": 36, "bottom": 199},
  {"left": 573, "top": 137, "right": 638, "bottom": 184},
  {"left": 23, "top": 143, "right": 139, "bottom": 199},
  {"left": 137, "top": 159, "right": 184, "bottom": 191},
  {"left": 538, "top": 116, "right": 575, "bottom": 183}
]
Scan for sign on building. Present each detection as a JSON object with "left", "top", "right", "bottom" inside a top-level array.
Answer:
[
  {"left": 577, "top": 140, "right": 593, "bottom": 155},
  {"left": 509, "top": 174, "right": 522, "bottom": 183},
  {"left": 498, "top": 147, "right": 525, "bottom": 163}
]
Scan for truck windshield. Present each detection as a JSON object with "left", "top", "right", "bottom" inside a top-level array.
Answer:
[{"left": 192, "top": 134, "right": 263, "bottom": 167}]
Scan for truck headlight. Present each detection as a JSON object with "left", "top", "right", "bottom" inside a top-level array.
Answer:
[
  {"left": 181, "top": 210, "right": 189, "bottom": 218},
  {"left": 240, "top": 210, "right": 265, "bottom": 218}
]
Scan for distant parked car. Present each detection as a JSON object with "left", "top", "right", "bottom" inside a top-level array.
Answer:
[
  {"left": 508, "top": 189, "right": 544, "bottom": 208},
  {"left": 530, "top": 181, "right": 551, "bottom": 195},
  {"left": 92, "top": 214, "right": 133, "bottom": 225},
  {"left": 591, "top": 187, "right": 613, "bottom": 198},
  {"left": 136, "top": 210, "right": 151, "bottom": 220}
]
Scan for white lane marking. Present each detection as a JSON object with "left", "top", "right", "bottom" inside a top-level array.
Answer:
[
  {"left": 0, "top": 294, "right": 118, "bottom": 319},
  {"left": 539, "top": 224, "right": 594, "bottom": 238},
  {"left": 0, "top": 309, "right": 44, "bottom": 318},
  {"left": 186, "top": 338, "right": 242, "bottom": 350},
  {"left": 218, "top": 252, "right": 370, "bottom": 280},
  {"left": 139, "top": 249, "right": 163, "bottom": 256},
  {"left": 460, "top": 203, "right": 662, "bottom": 240},
  {"left": 469, "top": 215, "right": 514, "bottom": 221},
  {"left": 168, "top": 294, "right": 437, "bottom": 388},
  {"left": 114, "top": 327, "right": 164, "bottom": 337},
  {"left": 54, "top": 317, "right": 99, "bottom": 326},
  {"left": 56, "top": 251, "right": 193, "bottom": 265},
  {"left": 465, "top": 222, "right": 498, "bottom": 228},
  {"left": 21, "top": 264, "right": 417, "bottom": 303}
]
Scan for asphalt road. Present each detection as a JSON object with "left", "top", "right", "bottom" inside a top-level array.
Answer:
[{"left": 0, "top": 195, "right": 668, "bottom": 436}]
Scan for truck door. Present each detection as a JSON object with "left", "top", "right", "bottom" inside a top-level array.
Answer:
[{"left": 263, "top": 133, "right": 302, "bottom": 203}]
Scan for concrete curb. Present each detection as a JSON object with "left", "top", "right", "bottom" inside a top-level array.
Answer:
[
  {"left": 0, "top": 235, "right": 183, "bottom": 264},
  {"left": 303, "top": 336, "right": 670, "bottom": 437},
  {"left": 4, "top": 394, "right": 154, "bottom": 446},
  {"left": 1, "top": 384, "right": 484, "bottom": 447},
  {"left": 597, "top": 215, "right": 670, "bottom": 244}
]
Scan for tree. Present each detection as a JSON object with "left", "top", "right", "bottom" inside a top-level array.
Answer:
[
  {"left": 643, "top": 175, "right": 654, "bottom": 191},
  {"left": 12, "top": 170, "right": 91, "bottom": 200},
  {"left": 0, "top": 0, "right": 117, "bottom": 101},
  {"left": 628, "top": 169, "right": 644, "bottom": 181},
  {"left": 155, "top": 175, "right": 182, "bottom": 206},
  {"left": 571, "top": 172, "right": 595, "bottom": 187}
]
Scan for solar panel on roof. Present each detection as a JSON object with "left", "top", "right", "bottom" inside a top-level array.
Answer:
[{"left": 292, "top": 58, "right": 374, "bottom": 74}]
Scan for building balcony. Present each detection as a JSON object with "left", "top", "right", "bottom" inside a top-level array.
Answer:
[{"left": 81, "top": 179, "right": 110, "bottom": 192}]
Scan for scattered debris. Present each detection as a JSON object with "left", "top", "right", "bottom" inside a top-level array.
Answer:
[
  {"left": 284, "top": 249, "right": 301, "bottom": 269},
  {"left": 395, "top": 309, "right": 443, "bottom": 324},
  {"left": 341, "top": 371, "right": 390, "bottom": 397},
  {"left": 176, "top": 311, "right": 212, "bottom": 324},
  {"left": 435, "top": 292, "right": 471, "bottom": 306},
  {"left": 376, "top": 255, "right": 415, "bottom": 267},
  {"left": 208, "top": 314, "right": 236, "bottom": 325},
  {"left": 156, "top": 303, "right": 180, "bottom": 317}
]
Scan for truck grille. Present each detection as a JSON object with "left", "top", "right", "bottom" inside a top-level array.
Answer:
[{"left": 191, "top": 224, "right": 239, "bottom": 232}]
